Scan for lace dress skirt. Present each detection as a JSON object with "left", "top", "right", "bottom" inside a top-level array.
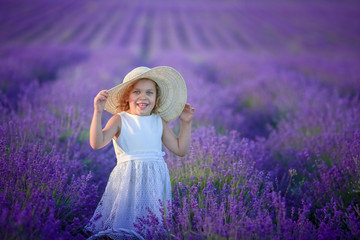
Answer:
[{"left": 85, "top": 153, "right": 171, "bottom": 239}]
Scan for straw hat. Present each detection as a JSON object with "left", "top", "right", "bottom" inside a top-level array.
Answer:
[{"left": 104, "top": 66, "right": 187, "bottom": 122}]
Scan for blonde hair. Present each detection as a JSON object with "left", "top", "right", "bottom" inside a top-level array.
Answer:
[{"left": 115, "top": 79, "right": 161, "bottom": 114}]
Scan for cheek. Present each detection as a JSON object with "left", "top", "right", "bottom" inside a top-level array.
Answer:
[
  {"left": 151, "top": 95, "right": 157, "bottom": 103},
  {"left": 127, "top": 94, "right": 135, "bottom": 102}
]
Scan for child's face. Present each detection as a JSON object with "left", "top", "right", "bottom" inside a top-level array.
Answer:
[{"left": 127, "top": 79, "right": 157, "bottom": 116}]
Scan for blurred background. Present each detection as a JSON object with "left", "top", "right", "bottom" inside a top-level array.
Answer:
[{"left": 1, "top": 0, "right": 360, "bottom": 239}]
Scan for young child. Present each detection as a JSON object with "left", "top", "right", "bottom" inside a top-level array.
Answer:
[{"left": 84, "top": 66, "right": 194, "bottom": 239}]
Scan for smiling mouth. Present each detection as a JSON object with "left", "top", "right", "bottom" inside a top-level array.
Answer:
[{"left": 137, "top": 103, "right": 148, "bottom": 110}]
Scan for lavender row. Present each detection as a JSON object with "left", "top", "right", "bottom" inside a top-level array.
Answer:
[{"left": 1, "top": 0, "right": 360, "bottom": 239}]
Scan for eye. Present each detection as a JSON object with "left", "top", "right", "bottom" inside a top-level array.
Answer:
[
  {"left": 133, "top": 90, "right": 140, "bottom": 94},
  {"left": 146, "top": 91, "right": 154, "bottom": 95}
]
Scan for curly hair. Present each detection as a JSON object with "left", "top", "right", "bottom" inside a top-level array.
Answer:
[{"left": 115, "top": 79, "right": 161, "bottom": 114}]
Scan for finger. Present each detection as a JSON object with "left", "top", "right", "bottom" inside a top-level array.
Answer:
[
  {"left": 188, "top": 106, "right": 194, "bottom": 113},
  {"left": 99, "top": 93, "right": 108, "bottom": 99},
  {"left": 99, "top": 91, "right": 109, "bottom": 98},
  {"left": 184, "top": 106, "right": 191, "bottom": 112},
  {"left": 186, "top": 104, "right": 194, "bottom": 111},
  {"left": 98, "top": 90, "right": 108, "bottom": 97},
  {"left": 97, "top": 94, "right": 107, "bottom": 101}
]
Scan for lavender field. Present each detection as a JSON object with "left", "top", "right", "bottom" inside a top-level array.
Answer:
[{"left": 1, "top": 0, "right": 360, "bottom": 239}]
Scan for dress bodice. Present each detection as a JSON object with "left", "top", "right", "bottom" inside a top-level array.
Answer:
[{"left": 112, "top": 112, "right": 163, "bottom": 159}]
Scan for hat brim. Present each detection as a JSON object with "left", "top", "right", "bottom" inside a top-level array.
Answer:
[{"left": 104, "top": 66, "right": 187, "bottom": 122}]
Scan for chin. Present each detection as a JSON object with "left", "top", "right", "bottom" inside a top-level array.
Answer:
[
  {"left": 138, "top": 108, "right": 154, "bottom": 116},
  {"left": 136, "top": 110, "right": 151, "bottom": 116}
]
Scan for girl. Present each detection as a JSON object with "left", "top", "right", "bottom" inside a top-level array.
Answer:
[{"left": 84, "top": 66, "right": 194, "bottom": 239}]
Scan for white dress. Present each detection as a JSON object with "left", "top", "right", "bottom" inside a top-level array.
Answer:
[{"left": 85, "top": 112, "right": 172, "bottom": 240}]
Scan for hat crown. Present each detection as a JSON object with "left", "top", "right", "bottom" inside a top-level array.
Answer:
[{"left": 123, "top": 66, "right": 151, "bottom": 83}]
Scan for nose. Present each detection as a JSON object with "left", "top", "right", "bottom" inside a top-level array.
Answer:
[{"left": 139, "top": 91, "right": 146, "bottom": 99}]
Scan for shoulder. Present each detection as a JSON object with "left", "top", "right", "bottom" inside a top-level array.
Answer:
[
  {"left": 108, "top": 113, "right": 122, "bottom": 126},
  {"left": 159, "top": 114, "right": 169, "bottom": 124},
  {"left": 110, "top": 113, "right": 122, "bottom": 120},
  {"left": 155, "top": 114, "right": 165, "bottom": 123},
  {"left": 160, "top": 116, "right": 167, "bottom": 124}
]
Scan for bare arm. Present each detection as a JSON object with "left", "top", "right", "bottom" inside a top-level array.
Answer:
[
  {"left": 90, "top": 90, "right": 121, "bottom": 150},
  {"left": 162, "top": 104, "right": 195, "bottom": 157}
]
